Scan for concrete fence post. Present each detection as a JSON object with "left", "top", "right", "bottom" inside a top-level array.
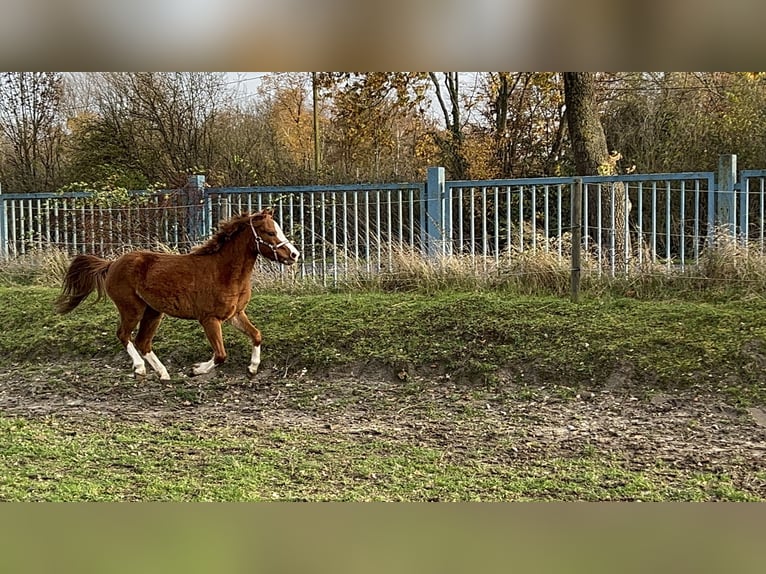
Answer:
[
  {"left": 716, "top": 154, "right": 737, "bottom": 238},
  {"left": 422, "top": 166, "right": 451, "bottom": 257},
  {"left": 186, "top": 174, "right": 206, "bottom": 244}
]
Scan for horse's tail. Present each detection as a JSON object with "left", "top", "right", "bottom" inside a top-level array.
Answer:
[{"left": 55, "top": 254, "right": 112, "bottom": 314}]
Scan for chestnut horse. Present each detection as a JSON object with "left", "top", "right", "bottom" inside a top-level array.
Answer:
[{"left": 55, "top": 209, "right": 300, "bottom": 380}]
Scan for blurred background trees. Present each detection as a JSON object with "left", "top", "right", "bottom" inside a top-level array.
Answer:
[{"left": 1, "top": 72, "right": 765, "bottom": 192}]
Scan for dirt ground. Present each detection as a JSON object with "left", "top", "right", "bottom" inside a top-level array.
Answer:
[{"left": 1, "top": 357, "right": 765, "bottom": 497}]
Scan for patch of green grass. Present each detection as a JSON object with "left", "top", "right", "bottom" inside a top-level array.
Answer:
[
  {"left": 0, "top": 415, "right": 759, "bottom": 502},
  {"left": 3, "top": 287, "right": 766, "bottom": 403}
]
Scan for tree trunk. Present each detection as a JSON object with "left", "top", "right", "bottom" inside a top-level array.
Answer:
[
  {"left": 429, "top": 72, "right": 468, "bottom": 179},
  {"left": 563, "top": 72, "right": 630, "bottom": 270}
]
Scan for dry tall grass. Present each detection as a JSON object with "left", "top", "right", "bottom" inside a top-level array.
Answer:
[
  {"left": 0, "top": 249, "right": 71, "bottom": 287},
  {"left": 4, "top": 236, "right": 766, "bottom": 299}
]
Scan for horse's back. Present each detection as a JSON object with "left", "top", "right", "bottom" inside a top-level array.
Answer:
[{"left": 107, "top": 251, "right": 208, "bottom": 318}]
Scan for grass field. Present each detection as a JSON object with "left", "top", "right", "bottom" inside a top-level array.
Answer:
[{"left": 1, "top": 285, "right": 765, "bottom": 500}]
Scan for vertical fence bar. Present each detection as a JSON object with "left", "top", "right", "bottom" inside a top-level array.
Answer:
[
  {"left": 571, "top": 179, "right": 582, "bottom": 303},
  {"left": 457, "top": 186, "right": 464, "bottom": 253},
  {"left": 544, "top": 185, "right": 550, "bottom": 253},
  {"left": 304, "top": 193, "right": 306, "bottom": 276},
  {"left": 557, "top": 184, "right": 562, "bottom": 259},
  {"left": 44, "top": 198, "right": 51, "bottom": 247},
  {"left": 52, "top": 201, "right": 59, "bottom": 250},
  {"left": 364, "top": 190, "right": 371, "bottom": 273},
  {"left": 582, "top": 184, "right": 589, "bottom": 256},
  {"left": 694, "top": 180, "right": 700, "bottom": 262},
  {"left": 637, "top": 182, "right": 643, "bottom": 266},
  {"left": 596, "top": 184, "right": 602, "bottom": 273},
  {"left": 739, "top": 174, "right": 749, "bottom": 245},
  {"left": 493, "top": 185, "right": 500, "bottom": 263},
  {"left": 506, "top": 186, "right": 512, "bottom": 256},
  {"left": 680, "top": 181, "right": 686, "bottom": 270},
  {"left": 310, "top": 192, "right": 317, "bottom": 276},
  {"left": 373, "top": 190, "right": 381, "bottom": 270},
  {"left": 321, "top": 192, "right": 328, "bottom": 281},
  {"left": 342, "top": 190, "right": 349, "bottom": 268},
  {"left": 531, "top": 185, "right": 537, "bottom": 253},
  {"left": 469, "top": 187, "right": 475, "bottom": 256},
  {"left": 761, "top": 178, "right": 765, "bottom": 252},
  {"left": 409, "top": 187, "right": 416, "bottom": 249},
  {"left": 518, "top": 185, "right": 524, "bottom": 252},
  {"left": 609, "top": 183, "right": 616, "bottom": 276},
  {"left": 481, "top": 186, "right": 488, "bottom": 259},
  {"left": 397, "top": 188, "right": 403, "bottom": 250},
  {"left": 651, "top": 182, "right": 657, "bottom": 263},
  {"left": 332, "top": 191, "right": 338, "bottom": 285},
  {"left": 386, "top": 188, "right": 393, "bottom": 268},
  {"left": 665, "top": 181, "right": 671, "bottom": 269},
  {"left": 0, "top": 185, "right": 5, "bottom": 258},
  {"left": 623, "top": 181, "right": 630, "bottom": 274},
  {"left": 353, "top": 191, "right": 360, "bottom": 262},
  {"left": 35, "top": 197, "right": 42, "bottom": 250},
  {"left": 10, "top": 200, "right": 17, "bottom": 257}
]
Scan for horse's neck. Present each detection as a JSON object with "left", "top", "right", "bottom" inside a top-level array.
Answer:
[{"left": 214, "top": 231, "right": 258, "bottom": 278}]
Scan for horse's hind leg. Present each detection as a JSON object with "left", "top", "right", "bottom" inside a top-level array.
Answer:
[
  {"left": 135, "top": 306, "right": 170, "bottom": 380},
  {"left": 229, "top": 311, "right": 263, "bottom": 376},
  {"left": 115, "top": 301, "right": 148, "bottom": 378}
]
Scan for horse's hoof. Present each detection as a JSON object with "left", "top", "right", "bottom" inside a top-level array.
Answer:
[
  {"left": 191, "top": 366, "right": 215, "bottom": 378},
  {"left": 192, "top": 359, "right": 216, "bottom": 376}
]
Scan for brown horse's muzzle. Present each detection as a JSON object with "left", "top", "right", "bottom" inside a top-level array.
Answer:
[{"left": 277, "top": 244, "right": 300, "bottom": 265}]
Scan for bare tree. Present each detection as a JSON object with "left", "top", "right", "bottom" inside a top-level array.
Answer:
[
  {"left": 76, "top": 72, "right": 233, "bottom": 186},
  {"left": 429, "top": 72, "right": 469, "bottom": 179},
  {"left": 0, "top": 72, "right": 65, "bottom": 192},
  {"left": 480, "top": 72, "right": 566, "bottom": 177}
]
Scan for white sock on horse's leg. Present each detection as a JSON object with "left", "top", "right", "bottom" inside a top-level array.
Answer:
[
  {"left": 192, "top": 356, "right": 217, "bottom": 375},
  {"left": 248, "top": 345, "right": 261, "bottom": 375},
  {"left": 126, "top": 341, "right": 146, "bottom": 377},
  {"left": 144, "top": 351, "right": 170, "bottom": 380}
]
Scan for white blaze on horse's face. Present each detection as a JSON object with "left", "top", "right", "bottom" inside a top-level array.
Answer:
[{"left": 273, "top": 220, "right": 300, "bottom": 263}]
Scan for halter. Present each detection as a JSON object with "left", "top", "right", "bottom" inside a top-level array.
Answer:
[{"left": 249, "top": 216, "right": 291, "bottom": 261}]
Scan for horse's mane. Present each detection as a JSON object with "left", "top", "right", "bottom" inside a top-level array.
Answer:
[{"left": 191, "top": 212, "right": 257, "bottom": 256}]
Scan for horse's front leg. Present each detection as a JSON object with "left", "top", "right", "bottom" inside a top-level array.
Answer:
[
  {"left": 228, "top": 311, "right": 263, "bottom": 376},
  {"left": 193, "top": 317, "right": 227, "bottom": 375}
]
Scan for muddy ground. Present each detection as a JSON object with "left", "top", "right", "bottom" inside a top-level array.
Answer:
[{"left": 1, "top": 357, "right": 765, "bottom": 498}]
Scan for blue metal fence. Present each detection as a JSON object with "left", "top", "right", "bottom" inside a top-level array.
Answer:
[
  {"left": 738, "top": 169, "right": 766, "bottom": 248},
  {"left": 422, "top": 168, "right": 718, "bottom": 273},
  {"left": 0, "top": 179, "right": 425, "bottom": 282},
  {"left": 1, "top": 156, "right": 765, "bottom": 279}
]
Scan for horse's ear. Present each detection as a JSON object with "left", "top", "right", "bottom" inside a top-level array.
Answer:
[{"left": 250, "top": 208, "right": 271, "bottom": 221}]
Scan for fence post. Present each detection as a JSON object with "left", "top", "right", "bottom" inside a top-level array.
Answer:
[
  {"left": 0, "top": 182, "right": 6, "bottom": 258},
  {"left": 571, "top": 178, "right": 582, "bottom": 303},
  {"left": 186, "top": 174, "right": 206, "bottom": 243},
  {"left": 738, "top": 165, "right": 749, "bottom": 246},
  {"left": 717, "top": 154, "right": 737, "bottom": 238},
  {"left": 422, "top": 166, "right": 450, "bottom": 257}
]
